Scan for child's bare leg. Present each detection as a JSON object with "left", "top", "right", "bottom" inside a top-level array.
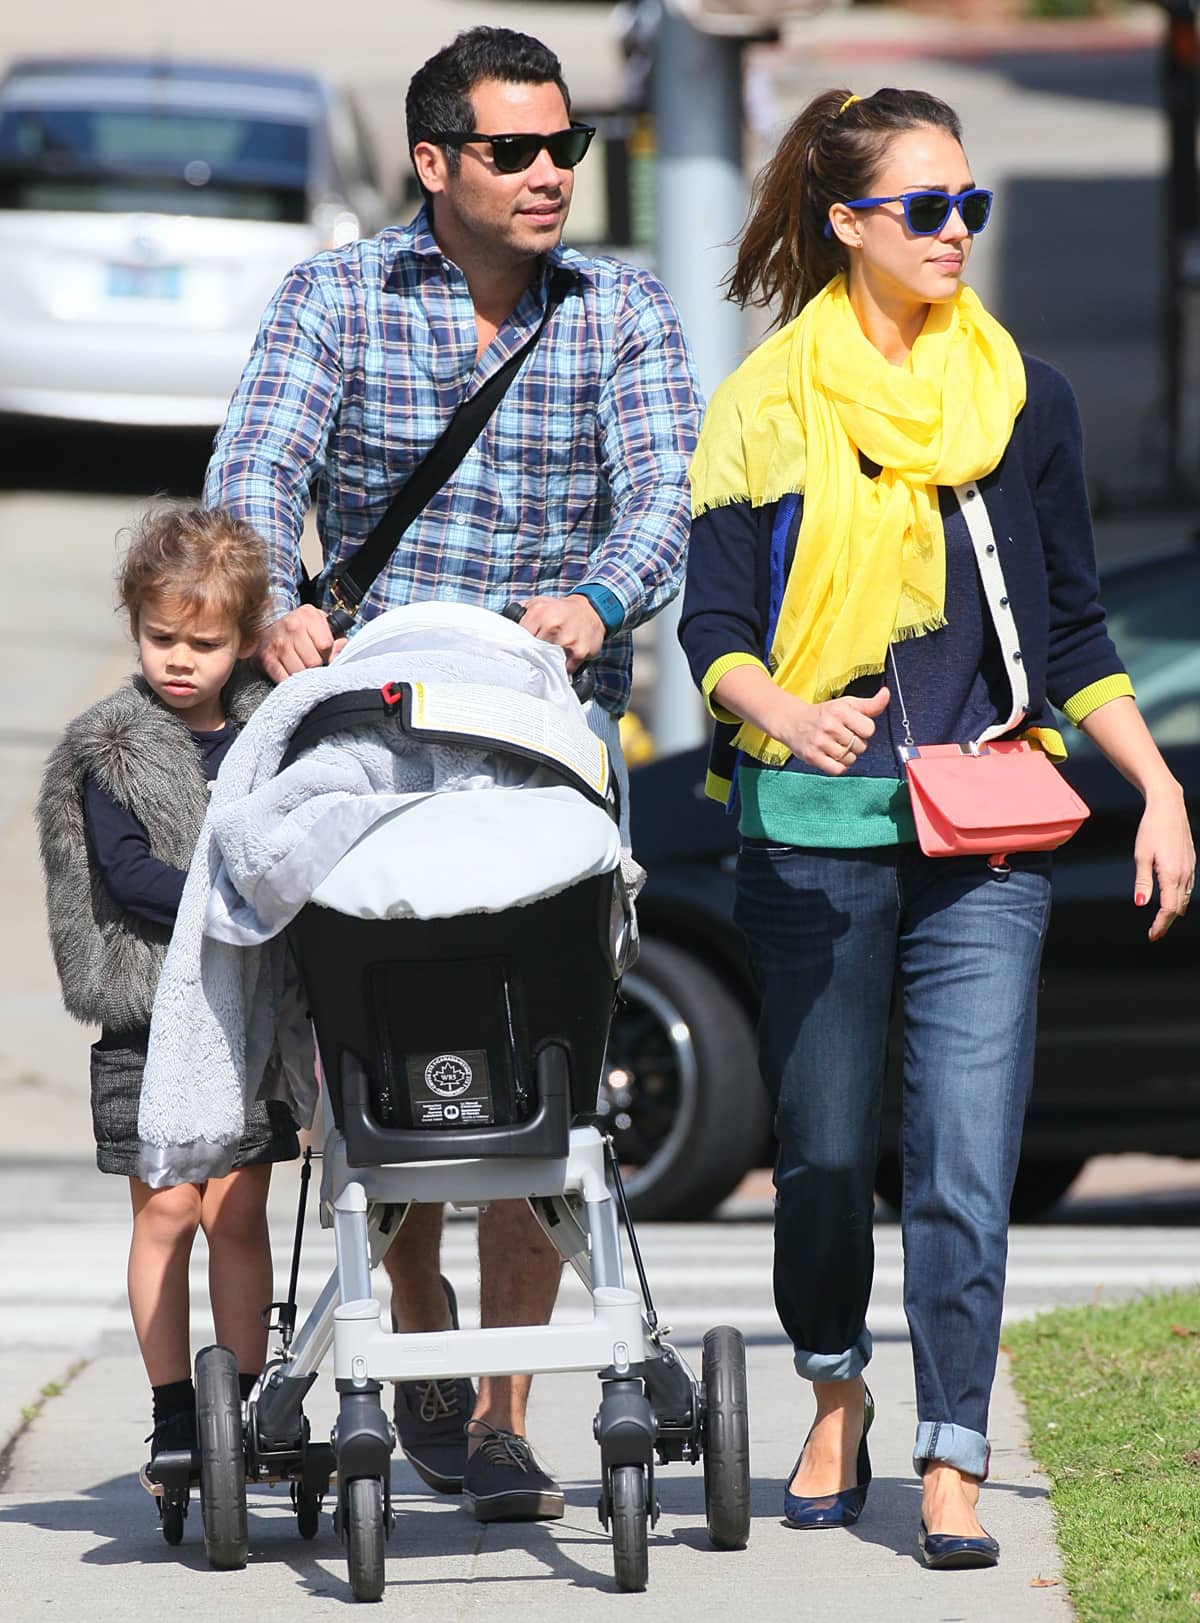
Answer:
[
  {"left": 201, "top": 1164, "right": 274, "bottom": 1375},
  {"left": 128, "top": 1177, "right": 203, "bottom": 1384}
]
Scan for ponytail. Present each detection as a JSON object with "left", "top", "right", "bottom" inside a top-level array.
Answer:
[{"left": 727, "top": 87, "right": 964, "bottom": 328}]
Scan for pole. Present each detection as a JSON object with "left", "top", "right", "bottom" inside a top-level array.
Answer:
[
  {"left": 650, "top": 9, "right": 748, "bottom": 755},
  {"left": 1162, "top": 0, "right": 1198, "bottom": 498}
]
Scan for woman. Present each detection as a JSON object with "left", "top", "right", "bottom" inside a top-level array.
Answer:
[{"left": 679, "top": 87, "right": 1194, "bottom": 1568}]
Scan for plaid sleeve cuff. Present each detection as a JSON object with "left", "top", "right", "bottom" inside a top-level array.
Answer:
[
  {"left": 1061, "top": 673, "right": 1136, "bottom": 726},
  {"left": 702, "top": 652, "right": 769, "bottom": 723}
]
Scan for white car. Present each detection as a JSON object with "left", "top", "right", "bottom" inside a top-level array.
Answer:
[{"left": 0, "top": 58, "right": 387, "bottom": 428}]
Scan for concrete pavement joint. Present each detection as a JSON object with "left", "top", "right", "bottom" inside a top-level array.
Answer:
[{"left": 0, "top": 1356, "right": 88, "bottom": 1491}]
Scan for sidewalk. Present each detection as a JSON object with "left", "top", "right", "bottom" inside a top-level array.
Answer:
[
  {"left": 0, "top": 1148, "right": 1072, "bottom": 1619},
  {"left": 0, "top": 1331, "right": 1069, "bottom": 1621}
]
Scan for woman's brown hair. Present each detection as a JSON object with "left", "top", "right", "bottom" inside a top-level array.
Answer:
[
  {"left": 119, "top": 505, "right": 271, "bottom": 647},
  {"left": 728, "top": 87, "right": 965, "bottom": 328}
]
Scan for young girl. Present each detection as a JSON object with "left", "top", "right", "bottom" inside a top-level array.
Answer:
[
  {"left": 37, "top": 505, "right": 299, "bottom": 1476},
  {"left": 680, "top": 88, "right": 1194, "bottom": 1567}
]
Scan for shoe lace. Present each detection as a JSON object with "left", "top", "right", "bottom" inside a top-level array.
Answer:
[
  {"left": 145, "top": 1411, "right": 194, "bottom": 1451},
  {"left": 416, "top": 1378, "right": 465, "bottom": 1424},
  {"left": 466, "top": 1421, "right": 535, "bottom": 1473}
]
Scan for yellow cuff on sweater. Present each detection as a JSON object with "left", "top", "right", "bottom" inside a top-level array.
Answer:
[
  {"left": 701, "top": 652, "right": 770, "bottom": 724},
  {"left": 1023, "top": 726, "right": 1068, "bottom": 761},
  {"left": 1061, "top": 673, "right": 1136, "bottom": 727}
]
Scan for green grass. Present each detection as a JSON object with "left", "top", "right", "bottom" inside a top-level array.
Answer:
[
  {"left": 1007, "top": 1289, "right": 1200, "bottom": 1622},
  {"left": 0, "top": 1361, "right": 88, "bottom": 1491}
]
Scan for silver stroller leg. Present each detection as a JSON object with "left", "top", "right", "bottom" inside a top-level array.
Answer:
[{"left": 254, "top": 1200, "right": 404, "bottom": 1445}]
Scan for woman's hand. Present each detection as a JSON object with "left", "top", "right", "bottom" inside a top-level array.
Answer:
[
  {"left": 1076, "top": 695, "right": 1195, "bottom": 942},
  {"left": 709, "top": 663, "right": 890, "bottom": 776},
  {"left": 1133, "top": 787, "right": 1195, "bottom": 942},
  {"left": 768, "top": 688, "right": 892, "bottom": 776}
]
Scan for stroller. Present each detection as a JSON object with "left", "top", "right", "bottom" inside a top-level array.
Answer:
[{"left": 151, "top": 604, "right": 751, "bottom": 1598}]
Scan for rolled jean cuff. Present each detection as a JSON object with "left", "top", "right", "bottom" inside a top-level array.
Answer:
[
  {"left": 913, "top": 1422, "right": 991, "bottom": 1480},
  {"left": 793, "top": 1327, "right": 873, "bottom": 1383}
]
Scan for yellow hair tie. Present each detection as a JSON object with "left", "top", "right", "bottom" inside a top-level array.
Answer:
[{"left": 837, "top": 94, "right": 861, "bottom": 116}]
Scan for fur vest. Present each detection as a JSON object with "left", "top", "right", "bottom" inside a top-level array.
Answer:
[{"left": 37, "top": 666, "right": 271, "bottom": 1031}]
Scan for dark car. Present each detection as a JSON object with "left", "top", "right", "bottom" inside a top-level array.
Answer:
[{"left": 604, "top": 543, "right": 1200, "bottom": 1221}]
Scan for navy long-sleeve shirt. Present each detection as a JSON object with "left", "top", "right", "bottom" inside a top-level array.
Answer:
[{"left": 82, "top": 723, "right": 236, "bottom": 928}]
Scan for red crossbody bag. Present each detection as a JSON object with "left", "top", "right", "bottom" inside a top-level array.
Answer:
[{"left": 893, "top": 482, "right": 1090, "bottom": 874}]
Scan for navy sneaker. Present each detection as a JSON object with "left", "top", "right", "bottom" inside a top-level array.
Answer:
[
  {"left": 462, "top": 1422, "right": 564, "bottom": 1522},
  {"left": 393, "top": 1275, "right": 475, "bottom": 1494}
]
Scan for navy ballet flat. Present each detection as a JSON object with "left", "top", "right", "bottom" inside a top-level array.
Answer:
[
  {"left": 918, "top": 1521, "right": 1000, "bottom": 1569},
  {"left": 783, "top": 1386, "right": 875, "bottom": 1529}
]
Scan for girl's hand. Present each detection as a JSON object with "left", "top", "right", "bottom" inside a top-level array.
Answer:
[
  {"left": 769, "top": 687, "right": 891, "bottom": 776},
  {"left": 1133, "top": 787, "right": 1195, "bottom": 942}
]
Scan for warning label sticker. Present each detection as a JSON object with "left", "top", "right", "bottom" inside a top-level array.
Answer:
[
  {"left": 405, "top": 1049, "right": 495, "bottom": 1127},
  {"left": 407, "top": 682, "right": 610, "bottom": 800}
]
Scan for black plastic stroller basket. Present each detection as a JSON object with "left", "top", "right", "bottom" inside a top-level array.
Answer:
[{"left": 280, "top": 683, "right": 621, "bottom": 1167}]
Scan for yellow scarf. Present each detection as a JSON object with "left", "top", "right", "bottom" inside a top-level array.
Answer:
[{"left": 689, "top": 276, "right": 1027, "bottom": 766}]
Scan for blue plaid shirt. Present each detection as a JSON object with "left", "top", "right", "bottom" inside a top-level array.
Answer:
[{"left": 205, "top": 208, "right": 702, "bottom": 713}]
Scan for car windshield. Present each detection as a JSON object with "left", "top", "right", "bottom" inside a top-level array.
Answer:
[
  {"left": 0, "top": 101, "right": 311, "bottom": 222},
  {"left": 1066, "top": 550, "right": 1200, "bottom": 752}
]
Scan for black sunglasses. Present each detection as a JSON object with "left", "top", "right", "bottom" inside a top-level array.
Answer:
[
  {"left": 823, "top": 187, "right": 994, "bottom": 238},
  {"left": 435, "top": 124, "right": 596, "bottom": 176}
]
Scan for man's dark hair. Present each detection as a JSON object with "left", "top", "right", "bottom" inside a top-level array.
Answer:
[{"left": 406, "top": 27, "right": 572, "bottom": 195}]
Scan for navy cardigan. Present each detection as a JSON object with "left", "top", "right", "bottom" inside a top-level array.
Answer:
[{"left": 679, "top": 354, "right": 1133, "bottom": 820}]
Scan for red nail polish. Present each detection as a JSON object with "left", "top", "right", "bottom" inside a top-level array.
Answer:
[{"left": 1135, "top": 893, "right": 1147, "bottom": 906}]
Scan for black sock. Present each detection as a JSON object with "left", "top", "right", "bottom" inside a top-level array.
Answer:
[
  {"left": 152, "top": 1378, "right": 196, "bottom": 1427},
  {"left": 239, "top": 1372, "right": 259, "bottom": 1402}
]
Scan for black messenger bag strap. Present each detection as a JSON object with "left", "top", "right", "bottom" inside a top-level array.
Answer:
[{"left": 305, "top": 266, "right": 573, "bottom": 636}]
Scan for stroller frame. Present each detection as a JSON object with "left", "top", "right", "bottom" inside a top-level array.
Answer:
[{"left": 233, "top": 1102, "right": 728, "bottom": 1599}]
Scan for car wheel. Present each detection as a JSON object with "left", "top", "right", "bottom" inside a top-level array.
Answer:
[
  {"left": 604, "top": 938, "right": 769, "bottom": 1221},
  {"left": 874, "top": 1151, "right": 1086, "bottom": 1223}
]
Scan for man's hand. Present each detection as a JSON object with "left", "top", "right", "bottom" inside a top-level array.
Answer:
[
  {"left": 257, "top": 605, "right": 347, "bottom": 684},
  {"left": 515, "top": 594, "right": 605, "bottom": 672}
]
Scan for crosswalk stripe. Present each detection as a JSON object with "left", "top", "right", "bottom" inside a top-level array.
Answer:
[{"left": 4, "top": 1210, "right": 1198, "bottom": 1357}]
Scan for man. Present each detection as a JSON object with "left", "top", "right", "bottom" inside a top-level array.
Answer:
[{"left": 205, "top": 26, "right": 701, "bottom": 1523}]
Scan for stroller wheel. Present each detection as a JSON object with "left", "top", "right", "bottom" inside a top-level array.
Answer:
[
  {"left": 160, "top": 1490, "right": 188, "bottom": 1546},
  {"left": 609, "top": 1465, "right": 649, "bottom": 1593},
  {"left": 345, "top": 1476, "right": 385, "bottom": 1602},
  {"left": 294, "top": 1483, "right": 322, "bottom": 1541},
  {"left": 195, "top": 1345, "right": 249, "bottom": 1570},
  {"left": 701, "top": 1326, "right": 751, "bottom": 1550}
]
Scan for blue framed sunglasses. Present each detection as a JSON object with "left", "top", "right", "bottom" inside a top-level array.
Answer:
[{"left": 823, "top": 187, "right": 994, "bottom": 238}]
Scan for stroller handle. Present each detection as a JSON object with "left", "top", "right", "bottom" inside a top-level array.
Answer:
[{"left": 501, "top": 601, "right": 596, "bottom": 705}]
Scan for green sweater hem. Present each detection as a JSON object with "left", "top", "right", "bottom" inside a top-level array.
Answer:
[{"left": 738, "top": 767, "right": 917, "bottom": 848}]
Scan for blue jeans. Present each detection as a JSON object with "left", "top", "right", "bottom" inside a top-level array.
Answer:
[{"left": 734, "top": 840, "right": 1052, "bottom": 1479}]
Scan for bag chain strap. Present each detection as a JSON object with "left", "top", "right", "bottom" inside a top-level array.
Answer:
[{"left": 886, "top": 645, "right": 916, "bottom": 750}]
